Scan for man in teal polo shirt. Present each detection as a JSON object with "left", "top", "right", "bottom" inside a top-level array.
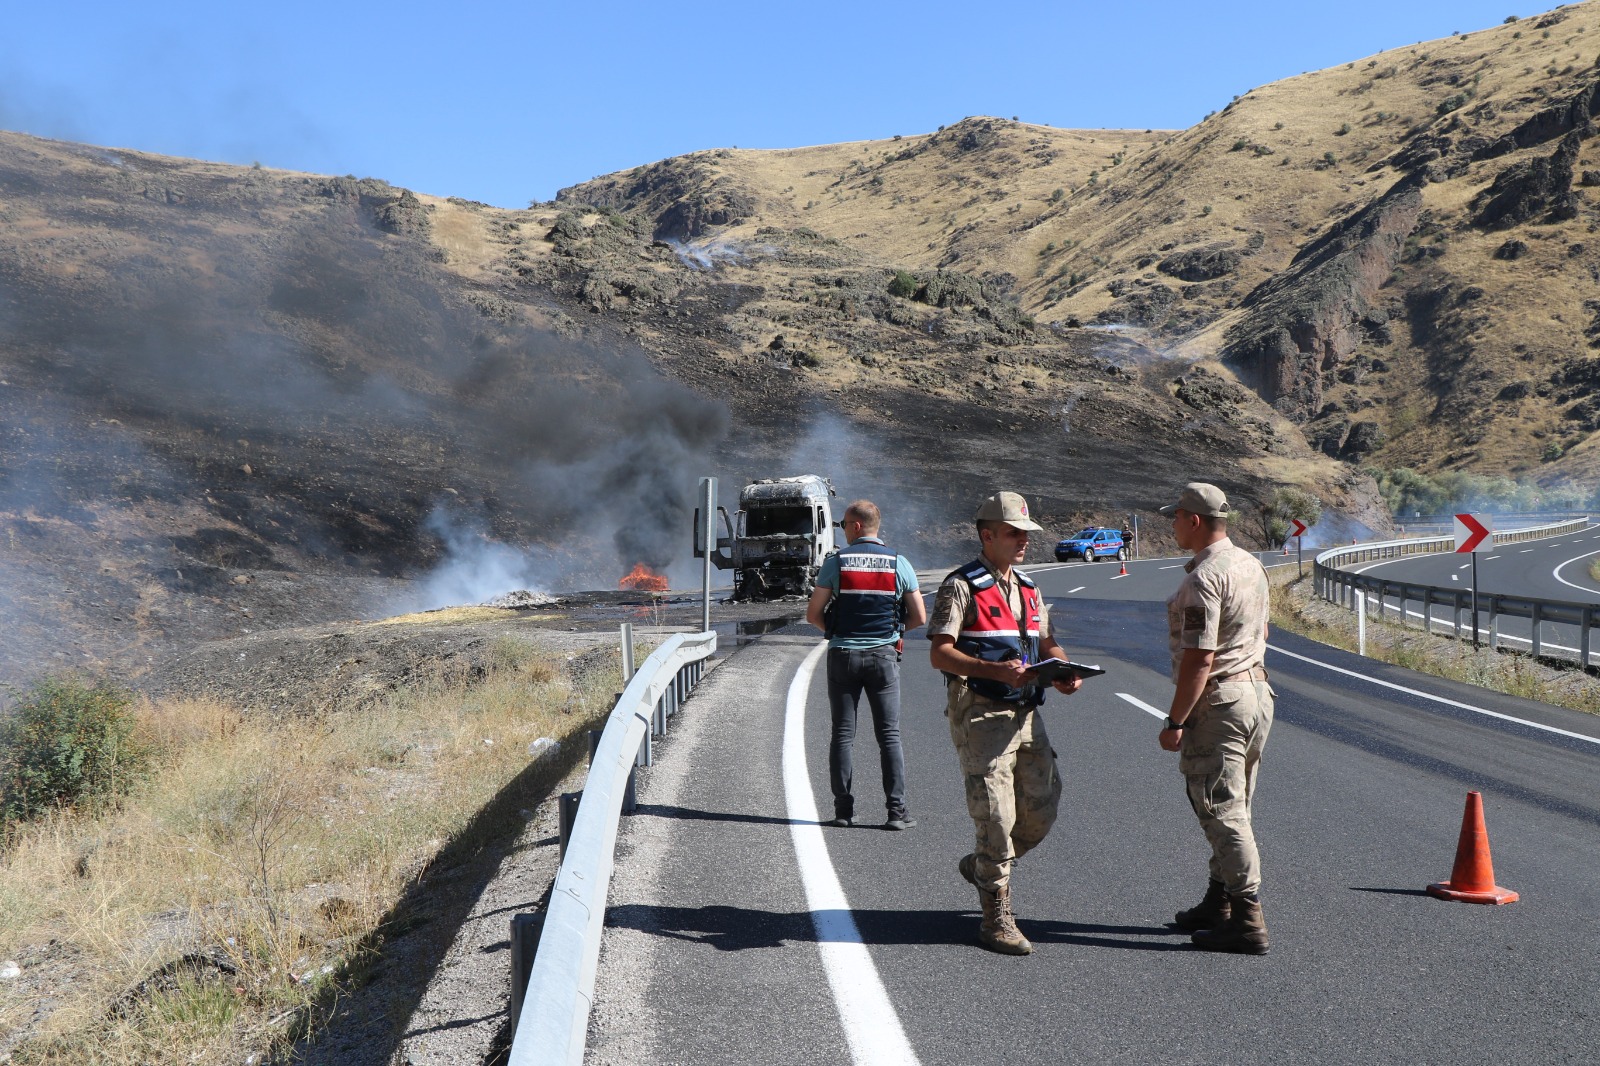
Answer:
[{"left": 806, "top": 499, "right": 926, "bottom": 829}]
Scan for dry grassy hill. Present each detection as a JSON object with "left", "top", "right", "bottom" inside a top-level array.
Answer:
[{"left": 560, "top": 3, "right": 1600, "bottom": 490}]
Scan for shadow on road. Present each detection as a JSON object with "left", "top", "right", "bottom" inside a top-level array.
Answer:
[
  {"left": 632, "top": 802, "right": 809, "bottom": 827},
  {"left": 607, "top": 903, "right": 1191, "bottom": 952}
]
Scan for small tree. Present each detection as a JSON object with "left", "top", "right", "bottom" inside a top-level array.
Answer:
[
  {"left": 1243, "top": 488, "right": 1323, "bottom": 549},
  {"left": 887, "top": 270, "right": 919, "bottom": 299}
]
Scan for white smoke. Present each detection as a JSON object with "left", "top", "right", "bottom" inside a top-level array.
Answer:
[
  {"left": 1058, "top": 388, "right": 1087, "bottom": 434},
  {"left": 662, "top": 237, "right": 774, "bottom": 271},
  {"left": 393, "top": 507, "right": 555, "bottom": 612}
]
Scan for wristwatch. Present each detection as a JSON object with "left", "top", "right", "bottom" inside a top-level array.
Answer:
[{"left": 1165, "top": 716, "right": 1186, "bottom": 731}]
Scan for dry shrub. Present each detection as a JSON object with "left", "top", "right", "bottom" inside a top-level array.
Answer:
[{"left": 0, "top": 638, "right": 621, "bottom": 1064}]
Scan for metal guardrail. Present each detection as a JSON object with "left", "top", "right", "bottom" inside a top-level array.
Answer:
[
  {"left": 1385, "top": 510, "right": 1590, "bottom": 534},
  {"left": 508, "top": 629, "right": 717, "bottom": 1066},
  {"left": 1313, "top": 518, "right": 1599, "bottom": 665}
]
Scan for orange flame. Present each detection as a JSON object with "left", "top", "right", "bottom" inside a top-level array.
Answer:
[{"left": 619, "top": 563, "right": 669, "bottom": 592}]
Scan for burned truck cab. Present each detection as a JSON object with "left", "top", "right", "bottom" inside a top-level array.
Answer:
[{"left": 704, "top": 475, "right": 838, "bottom": 600}]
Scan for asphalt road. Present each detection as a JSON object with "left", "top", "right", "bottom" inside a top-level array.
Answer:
[{"left": 585, "top": 556, "right": 1600, "bottom": 1066}]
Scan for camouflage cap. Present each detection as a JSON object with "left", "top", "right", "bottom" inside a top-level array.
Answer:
[
  {"left": 1159, "top": 482, "right": 1230, "bottom": 518},
  {"left": 974, "top": 491, "right": 1043, "bottom": 531}
]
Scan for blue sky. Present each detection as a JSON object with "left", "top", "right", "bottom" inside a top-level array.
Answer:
[{"left": 0, "top": 2, "right": 1553, "bottom": 208}]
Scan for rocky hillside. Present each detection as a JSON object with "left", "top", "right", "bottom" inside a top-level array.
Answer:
[{"left": 561, "top": 3, "right": 1600, "bottom": 487}]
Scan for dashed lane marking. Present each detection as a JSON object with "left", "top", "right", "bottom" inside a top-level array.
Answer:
[
  {"left": 783, "top": 642, "right": 921, "bottom": 1066},
  {"left": 1115, "top": 692, "right": 1166, "bottom": 720},
  {"left": 1067, "top": 586, "right": 1085, "bottom": 594}
]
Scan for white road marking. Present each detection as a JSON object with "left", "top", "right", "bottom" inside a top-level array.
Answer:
[
  {"left": 1110, "top": 573, "right": 1129, "bottom": 580},
  {"left": 1520, "top": 549, "right": 1535, "bottom": 553},
  {"left": 783, "top": 641, "right": 921, "bottom": 1066},
  {"left": 1551, "top": 547, "right": 1600, "bottom": 596},
  {"left": 1266, "top": 643, "right": 1600, "bottom": 746},
  {"left": 1116, "top": 692, "right": 1167, "bottom": 720},
  {"left": 1159, "top": 564, "right": 1183, "bottom": 570},
  {"left": 1457, "top": 563, "right": 1471, "bottom": 570},
  {"left": 1067, "top": 586, "right": 1086, "bottom": 594}
]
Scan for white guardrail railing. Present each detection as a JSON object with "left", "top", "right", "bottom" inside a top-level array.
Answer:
[
  {"left": 1313, "top": 517, "right": 1598, "bottom": 664},
  {"left": 508, "top": 629, "right": 717, "bottom": 1065}
]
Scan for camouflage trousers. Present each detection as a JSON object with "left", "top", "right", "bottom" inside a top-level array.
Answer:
[
  {"left": 945, "top": 681, "right": 1061, "bottom": 891},
  {"left": 1179, "top": 679, "right": 1275, "bottom": 896}
]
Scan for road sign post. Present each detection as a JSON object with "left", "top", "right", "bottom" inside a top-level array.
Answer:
[
  {"left": 698, "top": 477, "right": 716, "bottom": 634},
  {"left": 1453, "top": 513, "right": 1493, "bottom": 649}
]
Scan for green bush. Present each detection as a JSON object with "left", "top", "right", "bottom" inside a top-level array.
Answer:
[
  {"left": 887, "top": 270, "right": 919, "bottom": 299},
  {"left": 1, "top": 677, "right": 150, "bottom": 825}
]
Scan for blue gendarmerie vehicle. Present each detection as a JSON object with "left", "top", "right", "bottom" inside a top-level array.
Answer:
[{"left": 1055, "top": 526, "right": 1127, "bottom": 563}]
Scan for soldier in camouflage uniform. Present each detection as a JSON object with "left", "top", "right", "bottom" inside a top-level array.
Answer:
[
  {"left": 928, "top": 491, "right": 1083, "bottom": 956},
  {"left": 1158, "top": 482, "right": 1274, "bottom": 955}
]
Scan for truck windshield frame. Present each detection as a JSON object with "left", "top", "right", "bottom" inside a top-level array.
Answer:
[{"left": 746, "top": 505, "right": 815, "bottom": 538}]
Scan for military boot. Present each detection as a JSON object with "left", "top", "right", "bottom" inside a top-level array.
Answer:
[
  {"left": 1191, "top": 892, "right": 1269, "bottom": 955},
  {"left": 1173, "top": 879, "right": 1231, "bottom": 932},
  {"left": 978, "top": 885, "right": 1033, "bottom": 956}
]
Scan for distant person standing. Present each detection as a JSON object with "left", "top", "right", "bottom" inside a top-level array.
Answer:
[
  {"left": 1158, "top": 482, "right": 1274, "bottom": 955},
  {"left": 806, "top": 500, "right": 926, "bottom": 830},
  {"left": 927, "top": 491, "right": 1083, "bottom": 955}
]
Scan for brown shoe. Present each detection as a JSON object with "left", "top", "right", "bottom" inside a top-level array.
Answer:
[
  {"left": 1191, "top": 892, "right": 1269, "bottom": 955},
  {"left": 1173, "top": 879, "right": 1231, "bottom": 932},
  {"left": 978, "top": 885, "right": 1033, "bottom": 955},
  {"left": 958, "top": 853, "right": 978, "bottom": 887}
]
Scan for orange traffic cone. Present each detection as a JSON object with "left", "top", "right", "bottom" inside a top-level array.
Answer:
[
  {"left": 1282, "top": 543, "right": 1290, "bottom": 556},
  {"left": 1118, "top": 561, "right": 1127, "bottom": 576},
  {"left": 1426, "top": 791, "right": 1518, "bottom": 905}
]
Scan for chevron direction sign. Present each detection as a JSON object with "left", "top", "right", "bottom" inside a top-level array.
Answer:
[
  {"left": 1454, "top": 513, "right": 1492, "bottom": 553},
  {"left": 1290, "top": 519, "right": 1308, "bottom": 538}
]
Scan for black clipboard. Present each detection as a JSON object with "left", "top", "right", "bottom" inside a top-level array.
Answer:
[{"left": 1025, "top": 658, "right": 1105, "bottom": 684}]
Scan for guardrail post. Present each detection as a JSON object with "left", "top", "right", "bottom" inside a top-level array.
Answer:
[
  {"left": 557, "top": 792, "right": 581, "bottom": 859},
  {"left": 639, "top": 728, "right": 653, "bottom": 768},
  {"left": 621, "top": 622, "right": 635, "bottom": 683},
  {"left": 1357, "top": 591, "right": 1366, "bottom": 657},
  {"left": 1488, "top": 602, "right": 1499, "bottom": 651},
  {"left": 509, "top": 912, "right": 543, "bottom": 1034},
  {"left": 1582, "top": 608, "right": 1593, "bottom": 669},
  {"left": 1422, "top": 587, "right": 1433, "bottom": 634},
  {"left": 1531, "top": 603, "right": 1543, "bottom": 659}
]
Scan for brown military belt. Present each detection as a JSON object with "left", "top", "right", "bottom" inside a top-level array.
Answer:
[{"left": 1211, "top": 666, "right": 1269, "bottom": 685}]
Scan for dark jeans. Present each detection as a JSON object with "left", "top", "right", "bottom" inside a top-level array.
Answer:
[{"left": 826, "top": 645, "right": 907, "bottom": 819}]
